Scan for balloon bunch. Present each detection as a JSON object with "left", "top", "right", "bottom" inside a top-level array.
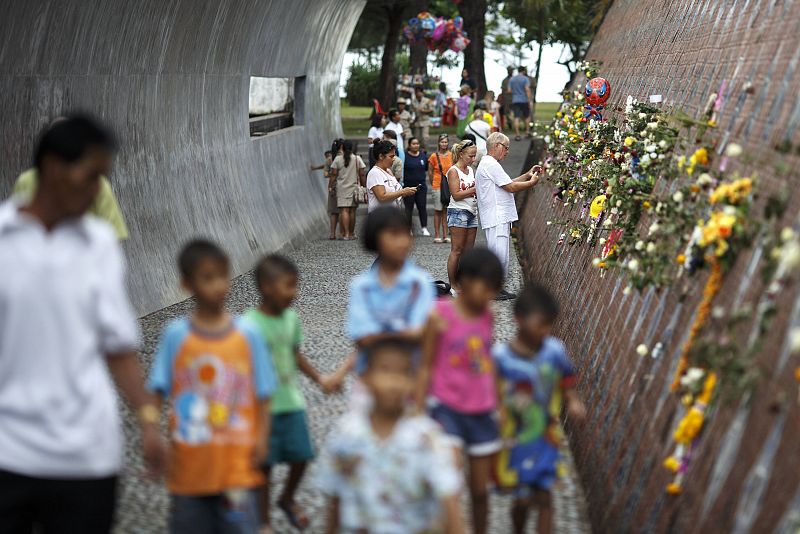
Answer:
[{"left": 403, "top": 12, "right": 470, "bottom": 53}]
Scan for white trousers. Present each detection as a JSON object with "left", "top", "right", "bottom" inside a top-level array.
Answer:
[{"left": 485, "top": 223, "right": 511, "bottom": 277}]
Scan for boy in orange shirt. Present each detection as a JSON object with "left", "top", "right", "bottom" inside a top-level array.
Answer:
[{"left": 148, "top": 240, "right": 277, "bottom": 533}]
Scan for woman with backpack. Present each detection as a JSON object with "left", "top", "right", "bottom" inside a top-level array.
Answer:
[{"left": 427, "top": 134, "right": 452, "bottom": 244}]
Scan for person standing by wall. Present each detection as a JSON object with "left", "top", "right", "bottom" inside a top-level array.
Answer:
[
  {"left": 508, "top": 67, "right": 532, "bottom": 140},
  {"left": 402, "top": 137, "right": 430, "bottom": 237},
  {"left": 410, "top": 86, "right": 434, "bottom": 150},
  {"left": 445, "top": 140, "right": 479, "bottom": 292},
  {"left": 311, "top": 149, "right": 339, "bottom": 240},
  {"left": 428, "top": 133, "right": 452, "bottom": 244},
  {"left": 475, "top": 132, "right": 541, "bottom": 301},
  {"left": 330, "top": 140, "right": 366, "bottom": 241},
  {"left": 0, "top": 115, "right": 166, "bottom": 533}
]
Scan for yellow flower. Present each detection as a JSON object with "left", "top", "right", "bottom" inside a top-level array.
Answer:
[
  {"left": 693, "top": 147, "right": 709, "bottom": 165},
  {"left": 663, "top": 456, "right": 681, "bottom": 473},
  {"left": 676, "top": 254, "right": 686, "bottom": 264},
  {"left": 556, "top": 112, "right": 563, "bottom": 118},
  {"left": 624, "top": 136, "right": 635, "bottom": 147},
  {"left": 643, "top": 200, "right": 652, "bottom": 209},
  {"left": 666, "top": 483, "right": 682, "bottom": 495},
  {"left": 598, "top": 261, "right": 606, "bottom": 269},
  {"left": 677, "top": 155, "right": 686, "bottom": 169},
  {"left": 707, "top": 119, "right": 717, "bottom": 127}
]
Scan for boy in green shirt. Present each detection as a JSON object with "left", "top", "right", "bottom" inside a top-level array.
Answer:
[{"left": 244, "top": 254, "right": 341, "bottom": 532}]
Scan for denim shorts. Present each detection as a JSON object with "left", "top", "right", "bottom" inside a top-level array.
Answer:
[
  {"left": 430, "top": 403, "right": 501, "bottom": 456},
  {"left": 447, "top": 208, "right": 478, "bottom": 229}
]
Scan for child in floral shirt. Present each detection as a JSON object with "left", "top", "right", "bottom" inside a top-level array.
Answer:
[{"left": 317, "top": 339, "right": 464, "bottom": 534}]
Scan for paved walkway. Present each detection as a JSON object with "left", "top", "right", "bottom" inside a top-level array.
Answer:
[{"left": 115, "top": 138, "right": 591, "bottom": 533}]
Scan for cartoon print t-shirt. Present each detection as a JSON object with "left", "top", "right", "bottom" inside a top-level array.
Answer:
[
  {"left": 148, "top": 317, "right": 276, "bottom": 495},
  {"left": 493, "top": 338, "right": 577, "bottom": 490}
]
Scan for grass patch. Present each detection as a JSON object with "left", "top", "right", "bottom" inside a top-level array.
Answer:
[{"left": 341, "top": 100, "right": 561, "bottom": 138}]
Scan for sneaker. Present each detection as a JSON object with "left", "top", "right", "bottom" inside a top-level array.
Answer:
[
  {"left": 494, "top": 290, "right": 517, "bottom": 301},
  {"left": 421, "top": 228, "right": 431, "bottom": 237}
]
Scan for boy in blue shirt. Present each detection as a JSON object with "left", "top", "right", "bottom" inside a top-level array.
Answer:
[{"left": 494, "top": 285, "right": 586, "bottom": 534}]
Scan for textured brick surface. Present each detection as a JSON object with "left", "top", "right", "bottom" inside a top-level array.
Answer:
[{"left": 517, "top": 1, "right": 800, "bottom": 533}]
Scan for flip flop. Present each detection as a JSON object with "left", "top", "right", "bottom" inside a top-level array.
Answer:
[
  {"left": 515, "top": 135, "right": 521, "bottom": 141},
  {"left": 278, "top": 500, "right": 310, "bottom": 531}
]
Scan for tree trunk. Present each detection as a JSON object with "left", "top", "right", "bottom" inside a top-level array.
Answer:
[
  {"left": 459, "top": 0, "right": 487, "bottom": 97},
  {"left": 377, "top": 2, "right": 407, "bottom": 109},
  {"left": 408, "top": 0, "right": 429, "bottom": 78},
  {"left": 531, "top": 19, "right": 545, "bottom": 121}
]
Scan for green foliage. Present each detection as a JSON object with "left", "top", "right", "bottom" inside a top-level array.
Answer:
[{"left": 345, "top": 62, "right": 381, "bottom": 107}]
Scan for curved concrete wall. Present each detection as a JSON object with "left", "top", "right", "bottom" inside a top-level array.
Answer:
[
  {"left": 518, "top": 1, "right": 800, "bottom": 532},
  {"left": 0, "top": 0, "right": 366, "bottom": 314}
]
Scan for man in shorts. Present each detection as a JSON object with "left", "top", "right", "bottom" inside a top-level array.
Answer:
[{"left": 508, "top": 66, "right": 532, "bottom": 140}]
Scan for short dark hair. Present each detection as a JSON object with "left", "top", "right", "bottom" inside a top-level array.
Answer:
[
  {"left": 462, "top": 133, "right": 477, "bottom": 144},
  {"left": 439, "top": 82, "right": 447, "bottom": 92},
  {"left": 514, "top": 285, "right": 559, "bottom": 323},
  {"left": 254, "top": 254, "right": 298, "bottom": 287},
  {"left": 34, "top": 114, "right": 116, "bottom": 169},
  {"left": 362, "top": 206, "right": 410, "bottom": 253},
  {"left": 382, "top": 129, "right": 397, "bottom": 140},
  {"left": 324, "top": 150, "right": 332, "bottom": 156},
  {"left": 519, "top": 66, "right": 528, "bottom": 74},
  {"left": 455, "top": 247, "right": 504, "bottom": 290},
  {"left": 389, "top": 109, "right": 400, "bottom": 119},
  {"left": 364, "top": 338, "right": 416, "bottom": 372},
  {"left": 178, "top": 239, "right": 229, "bottom": 279},
  {"left": 372, "top": 139, "right": 396, "bottom": 161}
]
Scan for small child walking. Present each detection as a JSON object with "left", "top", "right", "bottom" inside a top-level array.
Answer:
[
  {"left": 147, "top": 240, "right": 277, "bottom": 534},
  {"left": 417, "top": 247, "right": 504, "bottom": 534},
  {"left": 493, "top": 285, "right": 586, "bottom": 534},
  {"left": 243, "top": 254, "right": 341, "bottom": 533},
  {"left": 317, "top": 340, "right": 465, "bottom": 534}
]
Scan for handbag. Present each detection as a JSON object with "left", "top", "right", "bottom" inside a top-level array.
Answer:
[
  {"left": 354, "top": 156, "right": 369, "bottom": 205},
  {"left": 436, "top": 153, "right": 450, "bottom": 207}
]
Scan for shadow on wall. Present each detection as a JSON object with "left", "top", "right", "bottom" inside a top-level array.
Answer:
[{"left": 0, "top": 0, "right": 367, "bottom": 314}]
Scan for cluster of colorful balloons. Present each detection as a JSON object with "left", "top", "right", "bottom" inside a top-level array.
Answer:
[{"left": 403, "top": 12, "right": 470, "bottom": 53}]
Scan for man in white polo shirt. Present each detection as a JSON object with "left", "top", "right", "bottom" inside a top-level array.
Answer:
[
  {"left": 475, "top": 132, "right": 541, "bottom": 300},
  {"left": 0, "top": 116, "right": 165, "bottom": 532}
]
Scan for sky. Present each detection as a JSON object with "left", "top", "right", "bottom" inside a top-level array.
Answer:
[{"left": 340, "top": 43, "right": 572, "bottom": 104}]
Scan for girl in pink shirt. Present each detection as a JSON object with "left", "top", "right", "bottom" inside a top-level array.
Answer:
[{"left": 416, "top": 247, "right": 503, "bottom": 534}]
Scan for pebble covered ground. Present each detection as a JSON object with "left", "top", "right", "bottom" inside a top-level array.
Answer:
[{"left": 114, "top": 139, "right": 591, "bottom": 533}]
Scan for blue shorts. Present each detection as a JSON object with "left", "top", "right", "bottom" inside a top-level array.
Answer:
[
  {"left": 508, "top": 437, "right": 560, "bottom": 492},
  {"left": 265, "top": 410, "right": 315, "bottom": 466},
  {"left": 170, "top": 490, "right": 259, "bottom": 534},
  {"left": 430, "top": 403, "right": 501, "bottom": 456},
  {"left": 447, "top": 208, "right": 478, "bottom": 229}
]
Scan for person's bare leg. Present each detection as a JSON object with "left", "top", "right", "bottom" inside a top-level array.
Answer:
[
  {"left": 447, "top": 226, "right": 467, "bottom": 287},
  {"left": 340, "top": 208, "right": 351, "bottom": 239},
  {"left": 512, "top": 497, "right": 531, "bottom": 534},
  {"left": 468, "top": 454, "right": 493, "bottom": 534},
  {"left": 329, "top": 214, "right": 338, "bottom": 239},
  {"left": 349, "top": 208, "right": 357, "bottom": 237},
  {"left": 535, "top": 489, "right": 553, "bottom": 534},
  {"left": 434, "top": 211, "right": 442, "bottom": 240},
  {"left": 276, "top": 462, "right": 310, "bottom": 529},
  {"left": 465, "top": 227, "right": 478, "bottom": 251},
  {"left": 258, "top": 468, "right": 271, "bottom": 527},
  {"left": 514, "top": 116, "right": 521, "bottom": 138}
]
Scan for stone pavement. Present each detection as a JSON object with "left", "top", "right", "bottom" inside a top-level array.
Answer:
[{"left": 115, "top": 138, "right": 591, "bottom": 533}]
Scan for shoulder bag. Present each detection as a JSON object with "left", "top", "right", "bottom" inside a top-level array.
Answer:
[{"left": 436, "top": 153, "right": 450, "bottom": 207}]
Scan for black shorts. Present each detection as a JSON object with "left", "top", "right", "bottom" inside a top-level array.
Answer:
[
  {"left": 0, "top": 469, "right": 117, "bottom": 534},
  {"left": 511, "top": 102, "right": 530, "bottom": 119}
]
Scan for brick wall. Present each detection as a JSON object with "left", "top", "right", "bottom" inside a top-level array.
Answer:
[{"left": 517, "top": 1, "right": 800, "bottom": 532}]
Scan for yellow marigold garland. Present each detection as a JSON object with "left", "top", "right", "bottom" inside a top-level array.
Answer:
[{"left": 671, "top": 261, "right": 724, "bottom": 391}]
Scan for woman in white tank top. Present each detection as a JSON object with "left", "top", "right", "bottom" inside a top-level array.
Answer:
[{"left": 445, "top": 139, "right": 479, "bottom": 289}]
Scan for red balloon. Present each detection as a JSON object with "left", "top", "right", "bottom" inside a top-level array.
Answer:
[{"left": 585, "top": 77, "right": 611, "bottom": 107}]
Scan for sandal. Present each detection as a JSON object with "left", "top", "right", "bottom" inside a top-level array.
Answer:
[
  {"left": 277, "top": 500, "right": 310, "bottom": 530},
  {"left": 434, "top": 238, "right": 443, "bottom": 243},
  {"left": 515, "top": 135, "right": 521, "bottom": 141},
  {"left": 444, "top": 237, "right": 451, "bottom": 243}
]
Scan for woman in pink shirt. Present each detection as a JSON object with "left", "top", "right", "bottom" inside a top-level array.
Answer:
[{"left": 416, "top": 247, "right": 504, "bottom": 534}]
